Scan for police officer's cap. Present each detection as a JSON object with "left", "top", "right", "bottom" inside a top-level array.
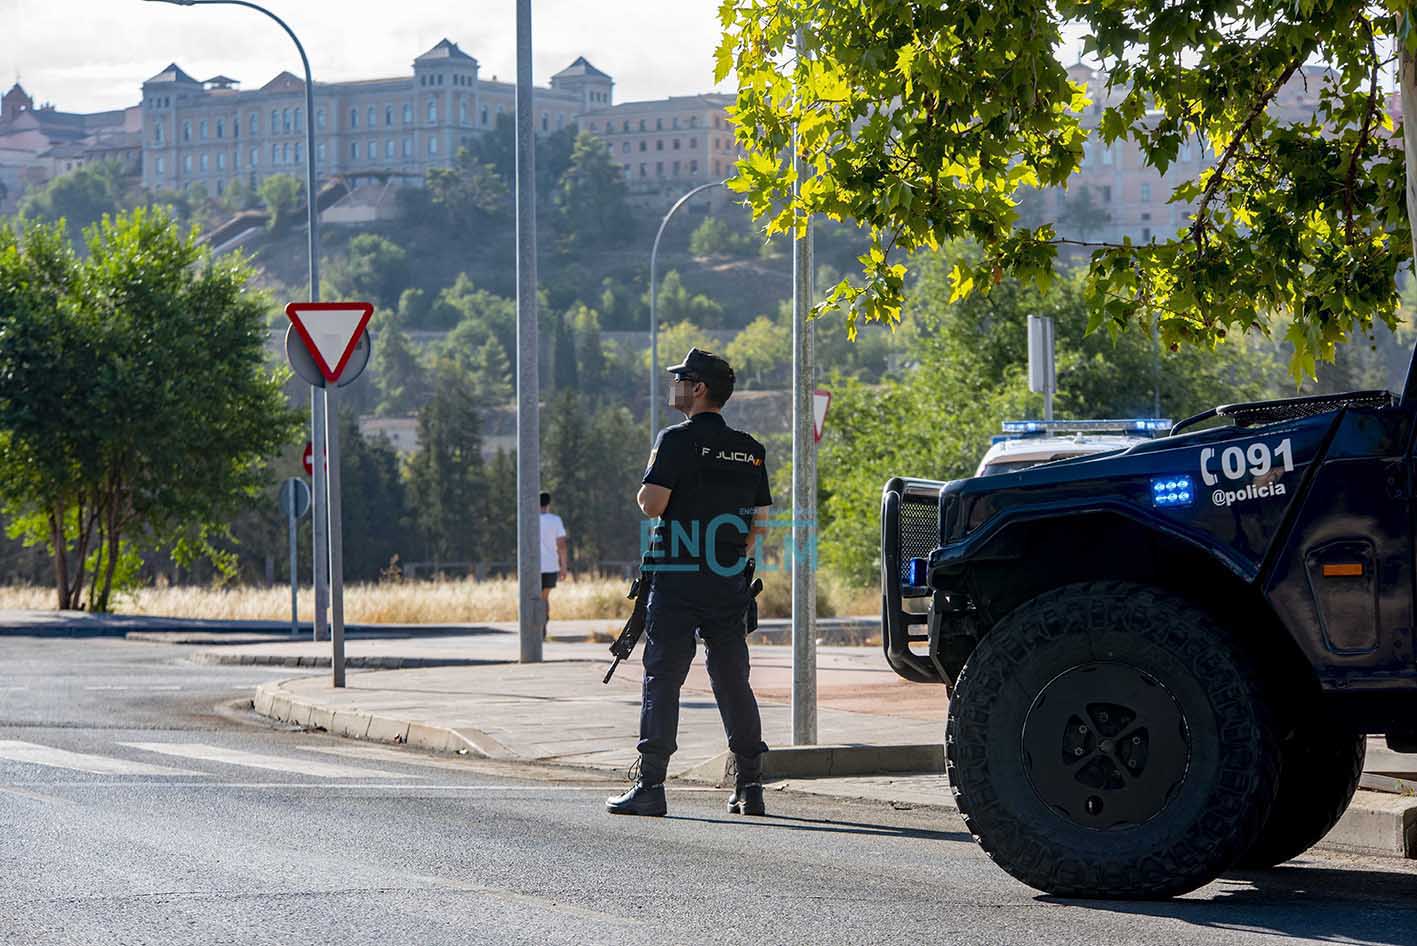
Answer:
[{"left": 667, "top": 348, "right": 735, "bottom": 388}]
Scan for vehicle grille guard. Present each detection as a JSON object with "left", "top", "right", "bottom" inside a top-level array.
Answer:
[{"left": 881, "top": 477, "right": 948, "bottom": 684}]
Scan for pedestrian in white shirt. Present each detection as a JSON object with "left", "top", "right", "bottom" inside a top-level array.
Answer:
[{"left": 539, "top": 491, "right": 568, "bottom": 639}]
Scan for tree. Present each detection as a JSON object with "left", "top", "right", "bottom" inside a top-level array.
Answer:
[
  {"left": 717, "top": 3, "right": 1410, "bottom": 375},
  {"left": 542, "top": 393, "right": 645, "bottom": 568},
  {"left": 724, "top": 315, "right": 790, "bottom": 387},
  {"left": 467, "top": 112, "right": 578, "bottom": 199},
  {"left": 472, "top": 336, "right": 514, "bottom": 403},
  {"left": 370, "top": 320, "right": 427, "bottom": 416},
  {"left": 571, "top": 304, "right": 607, "bottom": 392},
  {"left": 258, "top": 173, "right": 303, "bottom": 234},
  {"left": 553, "top": 132, "right": 634, "bottom": 250},
  {"left": 405, "top": 361, "right": 485, "bottom": 563},
  {"left": 18, "top": 160, "right": 130, "bottom": 236},
  {"left": 689, "top": 216, "right": 751, "bottom": 257},
  {"left": 333, "top": 233, "right": 411, "bottom": 310},
  {"left": 334, "top": 411, "right": 411, "bottom": 580},
  {"left": 426, "top": 148, "right": 511, "bottom": 235},
  {"left": 653, "top": 270, "right": 724, "bottom": 327},
  {"left": 552, "top": 308, "right": 579, "bottom": 390},
  {"left": 645, "top": 319, "right": 715, "bottom": 373},
  {"left": 0, "top": 210, "right": 299, "bottom": 609},
  {"left": 1056, "top": 186, "right": 1111, "bottom": 244}
]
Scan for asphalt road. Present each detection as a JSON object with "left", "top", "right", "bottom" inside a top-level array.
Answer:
[{"left": 2, "top": 636, "right": 1417, "bottom": 946}]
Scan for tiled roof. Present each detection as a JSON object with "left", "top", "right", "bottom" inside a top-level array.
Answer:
[
  {"left": 580, "top": 93, "right": 734, "bottom": 118},
  {"left": 552, "top": 56, "right": 610, "bottom": 80},
  {"left": 145, "top": 63, "right": 200, "bottom": 85},
  {"left": 416, "top": 39, "right": 477, "bottom": 64}
]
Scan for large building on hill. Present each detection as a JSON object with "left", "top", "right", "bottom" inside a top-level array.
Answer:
[
  {"left": 139, "top": 40, "right": 612, "bottom": 198},
  {"left": 579, "top": 92, "right": 744, "bottom": 202}
]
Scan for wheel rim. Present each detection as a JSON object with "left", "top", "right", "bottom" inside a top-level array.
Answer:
[{"left": 1021, "top": 661, "right": 1191, "bottom": 830}]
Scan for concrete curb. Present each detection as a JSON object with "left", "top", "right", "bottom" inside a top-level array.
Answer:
[
  {"left": 1319, "top": 791, "right": 1417, "bottom": 858},
  {"left": 197, "top": 652, "right": 505, "bottom": 670},
  {"left": 682, "top": 744, "right": 945, "bottom": 786}
]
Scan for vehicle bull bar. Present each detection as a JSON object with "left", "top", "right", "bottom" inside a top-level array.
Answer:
[{"left": 880, "top": 476, "right": 948, "bottom": 684}]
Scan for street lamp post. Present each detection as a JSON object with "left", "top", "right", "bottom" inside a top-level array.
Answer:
[
  {"left": 144, "top": 0, "right": 333, "bottom": 664},
  {"left": 648, "top": 180, "right": 726, "bottom": 447}
]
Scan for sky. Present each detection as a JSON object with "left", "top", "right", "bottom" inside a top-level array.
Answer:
[{"left": 0, "top": 0, "right": 734, "bottom": 113}]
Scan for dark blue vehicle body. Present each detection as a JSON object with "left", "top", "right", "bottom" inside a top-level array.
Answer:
[{"left": 881, "top": 389, "right": 1417, "bottom": 732}]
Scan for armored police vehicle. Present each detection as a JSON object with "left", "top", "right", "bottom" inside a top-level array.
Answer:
[
  {"left": 974, "top": 418, "right": 1170, "bottom": 477},
  {"left": 881, "top": 390, "right": 1405, "bottom": 898}
]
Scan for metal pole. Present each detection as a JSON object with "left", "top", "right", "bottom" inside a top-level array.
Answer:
[
  {"left": 790, "top": 24, "right": 817, "bottom": 746},
  {"left": 325, "top": 387, "right": 346, "bottom": 687},
  {"left": 145, "top": 0, "right": 328, "bottom": 645},
  {"left": 288, "top": 485, "right": 298, "bottom": 637},
  {"left": 647, "top": 180, "right": 725, "bottom": 450},
  {"left": 515, "top": 0, "right": 543, "bottom": 662}
]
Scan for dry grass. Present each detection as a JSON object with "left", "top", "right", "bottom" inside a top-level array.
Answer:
[{"left": 0, "top": 572, "right": 879, "bottom": 624}]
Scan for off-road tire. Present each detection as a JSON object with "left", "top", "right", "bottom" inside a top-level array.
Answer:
[
  {"left": 946, "top": 581, "right": 1280, "bottom": 899},
  {"left": 1236, "top": 720, "right": 1365, "bottom": 868}
]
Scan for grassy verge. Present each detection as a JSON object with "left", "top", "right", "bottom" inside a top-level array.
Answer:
[{"left": 0, "top": 573, "right": 879, "bottom": 625}]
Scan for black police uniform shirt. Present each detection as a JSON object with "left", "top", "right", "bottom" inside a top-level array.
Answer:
[{"left": 642, "top": 411, "right": 772, "bottom": 607}]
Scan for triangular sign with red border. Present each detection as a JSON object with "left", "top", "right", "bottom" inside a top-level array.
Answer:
[
  {"left": 812, "top": 388, "right": 831, "bottom": 443},
  {"left": 286, "top": 302, "right": 374, "bottom": 383}
]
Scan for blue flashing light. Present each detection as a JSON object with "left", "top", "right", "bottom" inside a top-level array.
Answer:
[
  {"left": 1152, "top": 475, "right": 1194, "bottom": 508},
  {"left": 1000, "top": 418, "right": 1173, "bottom": 436},
  {"left": 904, "top": 557, "right": 930, "bottom": 588}
]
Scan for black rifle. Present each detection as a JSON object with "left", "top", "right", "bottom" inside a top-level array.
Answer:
[{"left": 603, "top": 558, "right": 764, "bottom": 684}]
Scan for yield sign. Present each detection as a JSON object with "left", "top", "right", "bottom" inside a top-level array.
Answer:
[
  {"left": 285, "top": 302, "right": 374, "bottom": 384},
  {"left": 812, "top": 388, "right": 831, "bottom": 443}
]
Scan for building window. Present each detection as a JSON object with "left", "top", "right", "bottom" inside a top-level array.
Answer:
[
  {"left": 429, "top": 136, "right": 439, "bottom": 155},
  {"left": 481, "top": 106, "right": 489, "bottom": 126},
  {"left": 282, "top": 142, "right": 290, "bottom": 163},
  {"left": 689, "top": 137, "right": 697, "bottom": 149},
  {"left": 419, "top": 75, "right": 426, "bottom": 87},
  {"left": 153, "top": 123, "right": 163, "bottom": 145},
  {"left": 216, "top": 153, "right": 225, "bottom": 170},
  {"left": 656, "top": 140, "right": 664, "bottom": 151},
  {"left": 232, "top": 116, "right": 239, "bottom": 139},
  {"left": 590, "top": 121, "right": 598, "bottom": 132},
  {"left": 672, "top": 117, "right": 680, "bottom": 129},
  {"left": 182, "top": 120, "right": 192, "bottom": 142},
  {"left": 673, "top": 139, "right": 680, "bottom": 150},
  {"left": 368, "top": 106, "right": 376, "bottom": 128},
  {"left": 350, "top": 107, "right": 359, "bottom": 129},
  {"left": 403, "top": 103, "right": 413, "bottom": 124},
  {"left": 155, "top": 156, "right": 165, "bottom": 175},
  {"left": 317, "top": 108, "right": 326, "bottom": 130},
  {"left": 233, "top": 150, "right": 240, "bottom": 170},
  {"left": 689, "top": 159, "right": 698, "bottom": 174},
  {"left": 1143, "top": 227, "right": 1152, "bottom": 242},
  {"left": 672, "top": 160, "right": 680, "bottom": 176},
  {"left": 640, "top": 141, "right": 647, "bottom": 152},
  {"left": 656, "top": 118, "right": 663, "bottom": 130},
  {"left": 216, "top": 119, "right": 224, "bottom": 139},
  {"left": 271, "top": 109, "right": 279, "bottom": 133},
  {"left": 385, "top": 139, "right": 395, "bottom": 159},
  {"left": 294, "top": 142, "right": 302, "bottom": 163},
  {"left": 368, "top": 140, "right": 376, "bottom": 159},
  {"left": 198, "top": 119, "right": 207, "bottom": 140},
  {"left": 622, "top": 142, "right": 630, "bottom": 154},
  {"left": 690, "top": 116, "right": 699, "bottom": 128},
  {"left": 713, "top": 160, "right": 720, "bottom": 176},
  {"left": 1140, "top": 182, "right": 1152, "bottom": 202},
  {"left": 317, "top": 142, "right": 326, "bottom": 163},
  {"left": 623, "top": 120, "right": 630, "bottom": 132},
  {"left": 250, "top": 112, "right": 259, "bottom": 135},
  {"left": 540, "top": 112, "right": 548, "bottom": 131},
  {"left": 460, "top": 100, "right": 468, "bottom": 125},
  {"left": 295, "top": 107, "right": 303, "bottom": 131},
  {"left": 402, "top": 137, "right": 412, "bottom": 157},
  {"left": 639, "top": 163, "right": 646, "bottom": 177},
  {"left": 350, "top": 141, "right": 358, "bottom": 159},
  {"left": 251, "top": 146, "right": 259, "bottom": 167},
  {"left": 1101, "top": 185, "right": 1112, "bottom": 202},
  {"left": 428, "top": 99, "right": 437, "bottom": 123},
  {"left": 555, "top": 113, "right": 564, "bottom": 129},
  {"left": 1101, "top": 143, "right": 1113, "bottom": 166},
  {"left": 497, "top": 104, "right": 504, "bottom": 117}
]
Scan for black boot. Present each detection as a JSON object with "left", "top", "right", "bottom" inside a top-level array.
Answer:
[
  {"left": 727, "top": 752, "right": 766, "bottom": 816},
  {"left": 606, "top": 755, "right": 668, "bottom": 817}
]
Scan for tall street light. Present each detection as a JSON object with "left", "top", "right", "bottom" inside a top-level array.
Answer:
[
  {"left": 648, "top": 179, "right": 725, "bottom": 447},
  {"left": 144, "top": 0, "right": 331, "bottom": 654}
]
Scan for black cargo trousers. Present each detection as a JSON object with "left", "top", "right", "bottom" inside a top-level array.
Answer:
[{"left": 635, "top": 573, "right": 767, "bottom": 772}]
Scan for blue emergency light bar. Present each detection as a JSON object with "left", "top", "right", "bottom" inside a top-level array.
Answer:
[
  {"left": 904, "top": 557, "right": 930, "bottom": 588},
  {"left": 1152, "top": 476, "right": 1194, "bottom": 507},
  {"left": 1000, "top": 418, "right": 1173, "bottom": 436}
]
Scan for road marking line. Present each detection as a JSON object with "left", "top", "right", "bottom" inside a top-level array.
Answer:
[
  {"left": 120, "top": 743, "right": 419, "bottom": 779},
  {"left": 0, "top": 740, "right": 204, "bottom": 776},
  {"left": 301, "top": 745, "right": 489, "bottom": 771}
]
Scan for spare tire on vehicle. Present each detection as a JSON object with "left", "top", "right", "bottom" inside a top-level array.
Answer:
[{"left": 946, "top": 581, "right": 1280, "bottom": 899}]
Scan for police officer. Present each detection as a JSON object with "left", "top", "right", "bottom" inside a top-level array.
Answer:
[{"left": 606, "top": 348, "right": 772, "bottom": 818}]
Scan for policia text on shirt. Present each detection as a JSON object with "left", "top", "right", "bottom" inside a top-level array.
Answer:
[{"left": 606, "top": 348, "right": 772, "bottom": 819}]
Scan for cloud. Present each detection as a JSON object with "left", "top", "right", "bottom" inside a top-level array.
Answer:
[{"left": 1, "top": 0, "right": 731, "bottom": 113}]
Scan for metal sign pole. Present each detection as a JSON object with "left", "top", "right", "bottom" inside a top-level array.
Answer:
[
  {"left": 288, "top": 484, "right": 299, "bottom": 637},
  {"left": 311, "top": 392, "right": 329, "bottom": 642},
  {"left": 324, "top": 387, "right": 346, "bottom": 687},
  {"left": 790, "top": 22, "right": 818, "bottom": 746},
  {"left": 515, "top": 0, "right": 544, "bottom": 663}
]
